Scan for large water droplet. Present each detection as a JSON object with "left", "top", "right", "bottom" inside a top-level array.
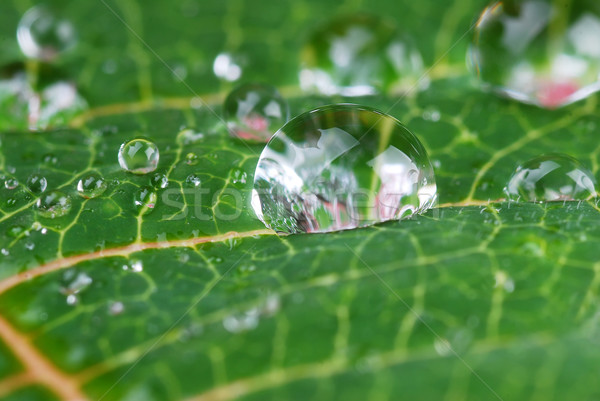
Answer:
[
  {"left": 300, "top": 14, "right": 425, "bottom": 96},
  {"left": 36, "top": 190, "right": 71, "bottom": 218},
  {"left": 252, "top": 104, "right": 437, "bottom": 234},
  {"left": 470, "top": 0, "right": 600, "bottom": 108},
  {"left": 26, "top": 173, "right": 47, "bottom": 194},
  {"left": 118, "top": 138, "right": 159, "bottom": 174},
  {"left": 76, "top": 172, "right": 107, "bottom": 198},
  {"left": 17, "top": 5, "right": 77, "bottom": 61},
  {"left": 505, "top": 153, "right": 597, "bottom": 201},
  {"left": 223, "top": 83, "right": 289, "bottom": 142},
  {"left": 133, "top": 186, "right": 157, "bottom": 214}
]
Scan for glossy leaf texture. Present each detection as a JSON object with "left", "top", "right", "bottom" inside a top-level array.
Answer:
[{"left": 1, "top": 0, "right": 600, "bottom": 400}]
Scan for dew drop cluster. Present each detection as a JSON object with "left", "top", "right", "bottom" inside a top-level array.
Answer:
[{"left": 0, "top": 3, "right": 599, "bottom": 253}]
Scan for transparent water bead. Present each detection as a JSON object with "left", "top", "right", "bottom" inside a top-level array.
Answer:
[
  {"left": 26, "top": 173, "right": 47, "bottom": 194},
  {"left": 252, "top": 104, "right": 437, "bottom": 234},
  {"left": 505, "top": 154, "right": 597, "bottom": 201},
  {"left": 118, "top": 138, "right": 159, "bottom": 174},
  {"left": 17, "top": 5, "right": 77, "bottom": 61},
  {"left": 36, "top": 190, "right": 72, "bottom": 218},
  {"left": 223, "top": 83, "right": 289, "bottom": 142},
  {"left": 133, "top": 187, "right": 157, "bottom": 214},
  {"left": 300, "top": 14, "right": 425, "bottom": 96},
  {"left": 76, "top": 172, "right": 107, "bottom": 198},
  {"left": 4, "top": 177, "right": 19, "bottom": 190},
  {"left": 470, "top": 0, "right": 600, "bottom": 108}
]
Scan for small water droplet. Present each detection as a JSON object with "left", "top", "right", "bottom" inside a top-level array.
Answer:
[
  {"left": 231, "top": 167, "right": 247, "bottom": 186},
  {"left": 118, "top": 138, "right": 160, "bottom": 174},
  {"left": 223, "top": 295, "right": 280, "bottom": 333},
  {"left": 494, "top": 270, "right": 515, "bottom": 293},
  {"left": 133, "top": 187, "right": 157, "bottom": 214},
  {"left": 433, "top": 337, "right": 453, "bottom": 356},
  {"left": 150, "top": 172, "right": 169, "bottom": 189},
  {"left": 1, "top": 248, "right": 9, "bottom": 256},
  {"left": 252, "top": 104, "right": 437, "bottom": 234},
  {"left": 185, "top": 174, "right": 202, "bottom": 188},
  {"left": 223, "top": 83, "right": 289, "bottom": 142},
  {"left": 223, "top": 308, "right": 260, "bottom": 333},
  {"left": 42, "top": 153, "right": 58, "bottom": 164},
  {"left": 26, "top": 173, "right": 47, "bottom": 194},
  {"left": 177, "top": 128, "right": 204, "bottom": 144},
  {"left": 213, "top": 52, "right": 243, "bottom": 81},
  {"left": 24, "top": 242, "right": 35, "bottom": 251},
  {"left": 4, "top": 177, "right": 19, "bottom": 190},
  {"left": 505, "top": 154, "right": 597, "bottom": 202},
  {"left": 470, "top": 1, "right": 600, "bottom": 108},
  {"left": 36, "top": 190, "right": 72, "bottom": 218},
  {"left": 60, "top": 272, "right": 92, "bottom": 306},
  {"left": 300, "top": 14, "right": 425, "bottom": 96},
  {"left": 7, "top": 225, "right": 26, "bottom": 238},
  {"left": 17, "top": 5, "right": 77, "bottom": 61},
  {"left": 185, "top": 152, "right": 199, "bottom": 165},
  {"left": 109, "top": 301, "right": 125, "bottom": 315},
  {"left": 237, "top": 263, "right": 256, "bottom": 276},
  {"left": 76, "top": 172, "right": 107, "bottom": 198},
  {"left": 422, "top": 108, "right": 441, "bottom": 122}
]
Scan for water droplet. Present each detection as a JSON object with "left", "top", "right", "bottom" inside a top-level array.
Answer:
[
  {"left": 433, "top": 338, "right": 453, "bottom": 356},
  {"left": 185, "top": 174, "right": 202, "bottom": 188},
  {"left": 185, "top": 152, "right": 199, "bottom": 165},
  {"left": 223, "top": 295, "right": 280, "bottom": 333},
  {"left": 237, "top": 263, "right": 256, "bottom": 276},
  {"left": 42, "top": 153, "right": 58, "bottom": 164},
  {"left": 300, "top": 14, "right": 425, "bottom": 96},
  {"left": 60, "top": 272, "right": 92, "bottom": 305},
  {"left": 422, "top": 108, "right": 441, "bottom": 122},
  {"left": 25, "top": 242, "right": 35, "bottom": 251},
  {"left": 177, "top": 128, "right": 204, "bottom": 144},
  {"left": 109, "top": 301, "right": 124, "bottom": 315},
  {"left": 505, "top": 154, "right": 597, "bottom": 202},
  {"left": 17, "top": 5, "right": 77, "bottom": 61},
  {"left": 76, "top": 172, "right": 107, "bottom": 198},
  {"left": 26, "top": 173, "right": 47, "bottom": 194},
  {"left": 4, "top": 177, "right": 19, "bottom": 190},
  {"left": 1, "top": 248, "right": 9, "bottom": 256},
  {"left": 213, "top": 52, "right": 243, "bottom": 81},
  {"left": 7, "top": 225, "right": 26, "bottom": 238},
  {"left": 252, "top": 104, "right": 437, "bottom": 234},
  {"left": 494, "top": 270, "right": 515, "bottom": 293},
  {"left": 223, "top": 308, "right": 259, "bottom": 333},
  {"left": 470, "top": 1, "right": 600, "bottom": 108},
  {"left": 231, "top": 167, "right": 248, "bottom": 186},
  {"left": 118, "top": 138, "right": 160, "bottom": 174},
  {"left": 36, "top": 190, "right": 72, "bottom": 218},
  {"left": 150, "top": 172, "right": 169, "bottom": 189},
  {"left": 133, "top": 187, "right": 157, "bottom": 214},
  {"left": 223, "top": 83, "right": 289, "bottom": 141}
]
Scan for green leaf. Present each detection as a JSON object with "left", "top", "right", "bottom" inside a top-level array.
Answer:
[{"left": 1, "top": 0, "right": 600, "bottom": 400}]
